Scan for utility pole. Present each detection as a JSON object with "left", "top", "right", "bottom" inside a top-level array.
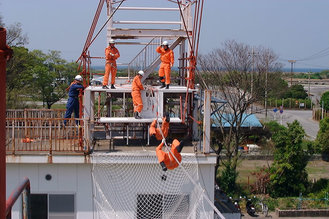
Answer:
[
  {"left": 265, "top": 52, "right": 269, "bottom": 119},
  {"left": 250, "top": 47, "right": 257, "bottom": 114},
  {"left": 288, "top": 60, "right": 296, "bottom": 86},
  {"left": 308, "top": 72, "right": 311, "bottom": 98}
]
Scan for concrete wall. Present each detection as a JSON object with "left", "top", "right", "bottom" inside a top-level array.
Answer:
[{"left": 6, "top": 162, "right": 93, "bottom": 219}]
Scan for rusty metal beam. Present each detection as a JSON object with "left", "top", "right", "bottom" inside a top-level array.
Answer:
[{"left": 0, "top": 27, "right": 12, "bottom": 219}]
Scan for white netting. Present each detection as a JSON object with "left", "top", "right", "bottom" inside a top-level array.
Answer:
[{"left": 91, "top": 151, "right": 224, "bottom": 219}]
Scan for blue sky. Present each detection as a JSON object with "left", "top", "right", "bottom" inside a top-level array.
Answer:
[{"left": 1, "top": 0, "right": 329, "bottom": 69}]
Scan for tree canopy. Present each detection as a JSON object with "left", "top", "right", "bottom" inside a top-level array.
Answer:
[
  {"left": 6, "top": 47, "right": 78, "bottom": 108},
  {"left": 269, "top": 120, "right": 313, "bottom": 197},
  {"left": 316, "top": 117, "right": 329, "bottom": 161},
  {"left": 320, "top": 91, "right": 329, "bottom": 111}
]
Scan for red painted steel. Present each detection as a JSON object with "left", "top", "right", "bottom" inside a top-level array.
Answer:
[
  {"left": 6, "top": 177, "right": 30, "bottom": 219},
  {"left": 1, "top": 27, "right": 12, "bottom": 219}
]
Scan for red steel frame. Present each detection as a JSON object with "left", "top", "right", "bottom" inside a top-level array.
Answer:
[
  {"left": 1, "top": 27, "right": 13, "bottom": 219},
  {"left": 6, "top": 177, "right": 31, "bottom": 219}
]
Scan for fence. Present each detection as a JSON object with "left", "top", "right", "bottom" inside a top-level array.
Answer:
[
  {"left": 264, "top": 98, "right": 312, "bottom": 109},
  {"left": 313, "top": 107, "right": 329, "bottom": 121},
  {"left": 6, "top": 109, "right": 84, "bottom": 155}
]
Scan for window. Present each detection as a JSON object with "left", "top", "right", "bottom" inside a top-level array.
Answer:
[{"left": 30, "top": 194, "right": 75, "bottom": 219}]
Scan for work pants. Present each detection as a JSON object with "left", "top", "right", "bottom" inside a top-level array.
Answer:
[
  {"left": 158, "top": 62, "right": 171, "bottom": 85},
  {"left": 150, "top": 120, "right": 169, "bottom": 140},
  {"left": 132, "top": 91, "right": 143, "bottom": 113},
  {"left": 64, "top": 97, "right": 80, "bottom": 125},
  {"left": 103, "top": 61, "right": 117, "bottom": 85}
]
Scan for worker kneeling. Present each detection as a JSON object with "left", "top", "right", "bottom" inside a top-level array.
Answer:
[
  {"left": 131, "top": 70, "right": 144, "bottom": 119},
  {"left": 149, "top": 113, "right": 170, "bottom": 141},
  {"left": 156, "top": 139, "right": 185, "bottom": 171}
]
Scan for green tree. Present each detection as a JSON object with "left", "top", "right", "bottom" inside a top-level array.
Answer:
[
  {"left": 269, "top": 120, "right": 313, "bottom": 197},
  {"left": 320, "top": 91, "right": 329, "bottom": 111},
  {"left": 316, "top": 117, "right": 329, "bottom": 161},
  {"left": 6, "top": 47, "right": 38, "bottom": 108},
  {"left": 284, "top": 84, "right": 308, "bottom": 99},
  {"left": 29, "top": 50, "right": 77, "bottom": 109}
]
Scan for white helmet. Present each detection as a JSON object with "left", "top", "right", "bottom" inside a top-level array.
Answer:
[
  {"left": 75, "top": 75, "right": 83, "bottom": 82},
  {"left": 162, "top": 41, "right": 169, "bottom": 46},
  {"left": 138, "top": 70, "right": 144, "bottom": 77},
  {"left": 109, "top": 39, "right": 115, "bottom": 44}
]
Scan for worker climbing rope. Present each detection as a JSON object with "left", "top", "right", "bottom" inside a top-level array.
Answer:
[
  {"left": 103, "top": 39, "right": 120, "bottom": 89},
  {"left": 156, "top": 138, "right": 185, "bottom": 172},
  {"left": 156, "top": 40, "right": 174, "bottom": 89},
  {"left": 149, "top": 112, "right": 170, "bottom": 141}
]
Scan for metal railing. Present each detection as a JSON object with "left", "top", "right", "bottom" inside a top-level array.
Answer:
[
  {"left": 6, "top": 117, "right": 83, "bottom": 155},
  {"left": 127, "top": 37, "right": 162, "bottom": 80},
  {"left": 6, "top": 177, "right": 30, "bottom": 219}
]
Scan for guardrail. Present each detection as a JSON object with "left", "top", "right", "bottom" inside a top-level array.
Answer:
[
  {"left": 6, "top": 117, "right": 83, "bottom": 154},
  {"left": 6, "top": 177, "right": 30, "bottom": 219}
]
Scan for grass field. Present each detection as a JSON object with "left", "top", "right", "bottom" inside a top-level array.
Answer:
[{"left": 235, "top": 159, "right": 329, "bottom": 186}]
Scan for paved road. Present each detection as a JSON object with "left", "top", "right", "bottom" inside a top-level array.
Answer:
[
  {"left": 242, "top": 212, "right": 328, "bottom": 219},
  {"left": 256, "top": 109, "right": 319, "bottom": 140}
]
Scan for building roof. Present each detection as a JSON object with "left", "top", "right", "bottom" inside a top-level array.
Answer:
[{"left": 211, "top": 113, "right": 262, "bottom": 128}]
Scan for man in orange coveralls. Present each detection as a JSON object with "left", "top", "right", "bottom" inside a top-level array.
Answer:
[
  {"left": 131, "top": 70, "right": 144, "bottom": 119},
  {"left": 149, "top": 113, "right": 170, "bottom": 141},
  {"left": 156, "top": 138, "right": 185, "bottom": 171},
  {"left": 156, "top": 40, "right": 174, "bottom": 89},
  {"left": 103, "top": 39, "right": 120, "bottom": 89}
]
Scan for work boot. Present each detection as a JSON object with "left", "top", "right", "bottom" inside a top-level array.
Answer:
[
  {"left": 111, "top": 84, "right": 116, "bottom": 89},
  {"left": 134, "top": 112, "right": 142, "bottom": 119},
  {"left": 166, "top": 84, "right": 169, "bottom": 89},
  {"left": 102, "top": 85, "right": 109, "bottom": 89},
  {"left": 160, "top": 161, "right": 167, "bottom": 171},
  {"left": 160, "top": 82, "right": 166, "bottom": 89}
]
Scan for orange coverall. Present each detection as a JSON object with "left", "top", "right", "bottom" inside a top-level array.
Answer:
[
  {"left": 156, "top": 139, "right": 181, "bottom": 170},
  {"left": 131, "top": 75, "right": 144, "bottom": 113},
  {"left": 103, "top": 46, "right": 120, "bottom": 86},
  {"left": 156, "top": 46, "right": 174, "bottom": 85},
  {"left": 149, "top": 118, "right": 169, "bottom": 140}
]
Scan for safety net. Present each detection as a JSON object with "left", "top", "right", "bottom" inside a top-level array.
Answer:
[{"left": 91, "top": 151, "right": 224, "bottom": 219}]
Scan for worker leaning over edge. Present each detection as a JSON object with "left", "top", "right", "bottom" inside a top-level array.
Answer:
[
  {"left": 103, "top": 39, "right": 120, "bottom": 89},
  {"left": 156, "top": 40, "right": 174, "bottom": 89},
  {"left": 149, "top": 112, "right": 170, "bottom": 140},
  {"left": 156, "top": 138, "right": 185, "bottom": 171},
  {"left": 131, "top": 70, "right": 145, "bottom": 119},
  {"left": 64, "top": 75, "right": 84, "bottom": 126}
]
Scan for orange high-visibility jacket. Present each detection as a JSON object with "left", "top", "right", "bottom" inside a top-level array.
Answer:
[
  {"left": 105, "top": 46, "right": 120, "bottom": 62},
  {"left": 156, "top": 46, "right": 174, "bottom": 65},
  {"left": 132, "top": 75, "right": 144, "bottom": 91},
  {"left": 156, "top": 139, "right": 181, "bottom": 170}
]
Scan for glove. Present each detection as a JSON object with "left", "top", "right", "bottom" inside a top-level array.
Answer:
[{"left": 161, "top": 138, "right": 166, "bottom": 144}]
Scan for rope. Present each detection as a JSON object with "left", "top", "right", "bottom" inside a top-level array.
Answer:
[
  {"left": 154, "top": 104, "right": 225, "bottom": 219},
  {"left": 79, "top": 0, "right": 126, "bottom": 61}
]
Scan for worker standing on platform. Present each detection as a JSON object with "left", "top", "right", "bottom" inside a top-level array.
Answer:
[
  {"left": 103, "top": 39, "right": 120, "bottom": 89},
  {"left": 132, "top": 70, "right": 145, "bottom": 119},
  {"left": 156, "top": 41, "right": 174, "bottom": 89},
  {"left": 156, "top": 139, "right": 185, "bottom": 171},
  {"left": 64, "top": 75, "right": 84, "bottom": 126},
  {"left": 149, "top": 113, "right": 170, "bottom": 140}
]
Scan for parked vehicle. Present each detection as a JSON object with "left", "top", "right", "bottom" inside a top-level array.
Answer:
[{"left": 246, "top": 198, "right": 256, "bottom": 216}]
